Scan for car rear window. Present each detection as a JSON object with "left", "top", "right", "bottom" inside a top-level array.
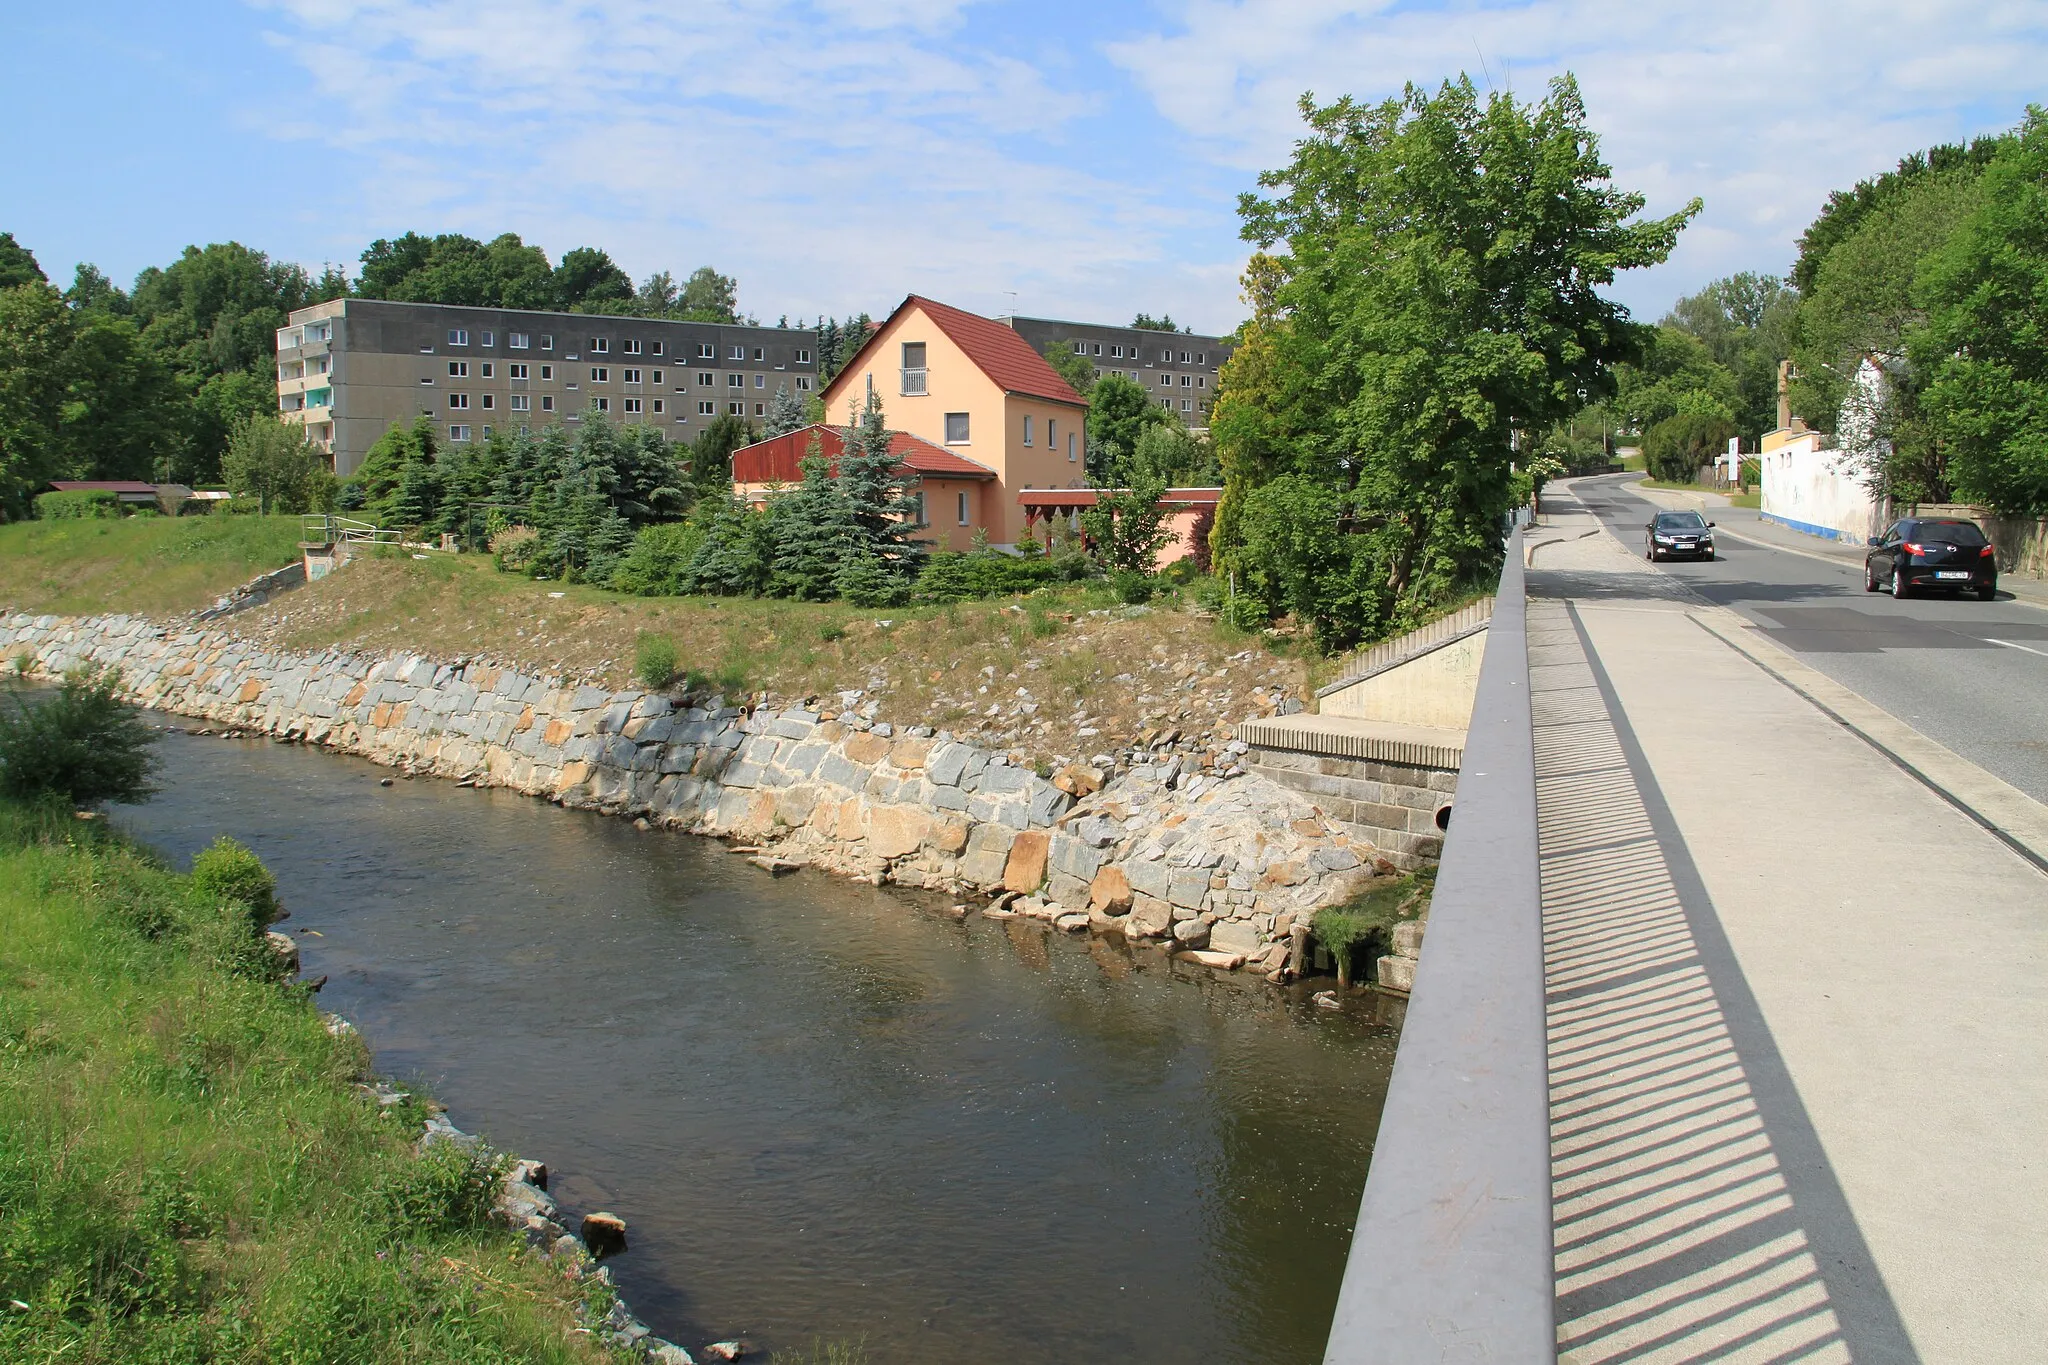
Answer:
[
  {"left": 1655, "top": 512, "right": 1706, "bottom": 529},
  {"left": 1913, "top": 520, "right": 1987, "bottom": 546}
]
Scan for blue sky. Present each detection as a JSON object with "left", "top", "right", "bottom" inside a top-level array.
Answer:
[{"left": 5, "top": 1, "right": 2042, "bottom": 334}]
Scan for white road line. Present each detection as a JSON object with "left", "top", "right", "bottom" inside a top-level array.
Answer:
[{"left": 1990, "top": 639, "right": 2048, "bottom": 659}]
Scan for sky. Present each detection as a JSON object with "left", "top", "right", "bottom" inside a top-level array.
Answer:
[{"left": 3, "top": 1, "right": 2041, "bottom": 335}]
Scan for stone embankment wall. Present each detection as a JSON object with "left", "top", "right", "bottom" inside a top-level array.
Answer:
[
  {"left": 196, "top": 560, "right": 307, "bottom": 620},
  {"left": 2, "top": 613, "right": 1388, "bottom": 975}
]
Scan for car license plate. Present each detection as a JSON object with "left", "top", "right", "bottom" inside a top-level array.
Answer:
[{"left": 1936, "top": 571, "right": 1970, "bottom": 579}]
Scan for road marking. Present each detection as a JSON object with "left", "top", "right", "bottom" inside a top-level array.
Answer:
[{"left": 1991, "top": 638, "right": 2048, "bottom": 659}]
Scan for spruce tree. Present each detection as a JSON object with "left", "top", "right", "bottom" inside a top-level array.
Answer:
[
  {"left": 836, "top": 384, "right": 928, "bottom": 579},
  {"left": 767, "top": 448, "right": 858, "bottom": 599},
  {"left": 763, "top": 382, "right": 807, "bottom": 439},
  {"left": 684, "top": 498, "right": 773, "bottom": 596},
  {"left": 817, "top": 319, "right": 842, "bottom": 385}
]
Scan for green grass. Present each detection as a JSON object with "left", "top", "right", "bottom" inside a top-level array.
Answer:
[
  {"left": 0, "top": 514, "right": 307, "bottom": 617},
  {"left": 0, "top": 802, "right": 619, "bottom": 1364},
  {"left": 1639, "top": 479, "right": 1762, "bottom": 509}
]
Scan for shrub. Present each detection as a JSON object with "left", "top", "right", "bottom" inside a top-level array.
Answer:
[
  {"left": 0, "top": 664, "right": 160, "bottom": 807},
  {"left": 1644, "top": 413, "right": 1736, "bottom": 483},
  {"left": 189, "top": 835, "right": 279, "bottom": 931},
  {"left": 370, "top": 1140, "right": 509, "bottom": 1236},
  {"left": 1110, "top": 569, "right": 1156, "bottom": 605},
  {"left": 610, "top": 522, "right": 705, "bottom": 596},
  {"left": 34, "top": 489, "right": 121, "bottom": 519},
  {"left": 1311, "top": 908, "right": 1374, "bottom": 989},
  {"left": 489, "top": 525, "right": 542, "bottom": 573},
  {"left": 835, "top": 553, "right": 911, "bottom": 607},
  {"left": 635, "top": 633, "right": 679, "bottom": 691}
]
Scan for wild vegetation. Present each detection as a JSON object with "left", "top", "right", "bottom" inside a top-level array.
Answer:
[{"left": 0, "top": 511, "right": 303, "bottom": 617}]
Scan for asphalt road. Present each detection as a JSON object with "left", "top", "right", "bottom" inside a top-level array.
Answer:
[{"left": 1573, "top": 472, "right": 2048, "bottom": 805}]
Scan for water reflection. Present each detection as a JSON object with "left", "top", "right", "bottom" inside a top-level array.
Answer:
[{"left": 118, "top": 729, "right": 1398, "bottom": 1363}]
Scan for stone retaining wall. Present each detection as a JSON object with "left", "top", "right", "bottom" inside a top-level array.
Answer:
[
  {"left": 196, "top": 560, "right": 308, "bottom": 620},
  {"left": 2, "top": 612, "right": 1387, "bottom": 975}
]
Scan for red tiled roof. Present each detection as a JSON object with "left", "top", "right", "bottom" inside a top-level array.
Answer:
[
  {"left": 1015, "top": 487, "right": 1222, "bottom": 507},
  {"left": 732, "top": 425, "right": 997, "bottom": 485},
  {"left": 827, "top": 296, "right": 1088, "bottom": 410}
]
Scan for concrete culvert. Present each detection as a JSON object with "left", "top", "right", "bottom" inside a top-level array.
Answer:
[{"left": 1435, "top": 804, "right": 1453, "bottom": 832}]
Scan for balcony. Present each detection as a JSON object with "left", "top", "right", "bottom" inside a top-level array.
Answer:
[{"left": 900, "top": 367, "right": 928, "bottom": 396}]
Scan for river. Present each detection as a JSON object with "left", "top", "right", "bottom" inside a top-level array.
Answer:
[{"left": 117, "top": 726, "right": 1399, "bottom": 1363}]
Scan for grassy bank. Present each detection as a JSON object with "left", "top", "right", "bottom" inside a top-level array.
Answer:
[
  {"left": 0, "top": 515, "right": 306, "bottom": 618},
  {"left": 0, "top": 802, "right": 618, "bottom": 1364},
  {"left": 1639, "top": 479, "right": 1762, "bottom": 509}
]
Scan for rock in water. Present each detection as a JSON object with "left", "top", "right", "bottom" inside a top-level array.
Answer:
[
  {"left": 581, "top": 1210, "right": 628, "bottom": 1259},
  {"left": 703, "top": 1343, "right": 750, "bottom": 1362}
]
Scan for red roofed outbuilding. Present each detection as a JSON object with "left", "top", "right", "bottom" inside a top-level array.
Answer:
[
  {"left": 819, "top": 296, "right": 1088, "bottom": 549},
  {"left": 731, "top": 424, "right": 997, "bottom": 552}
]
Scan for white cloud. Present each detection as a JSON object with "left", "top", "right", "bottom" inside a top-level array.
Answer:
[{"left": 1107, "top": 0, "right": 2047, "bottom": 312}]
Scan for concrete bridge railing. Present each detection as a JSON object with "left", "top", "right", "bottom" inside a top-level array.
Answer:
[{"left": 1323, "top": 526, "right": 1554, "bottom": 1363}]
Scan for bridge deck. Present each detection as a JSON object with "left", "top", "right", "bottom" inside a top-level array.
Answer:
[{"left": 1527, "top": 503, "right": 2048, "bottom": 1364}]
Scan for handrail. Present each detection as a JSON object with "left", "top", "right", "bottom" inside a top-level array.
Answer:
[
  {"left": 1323, "top": 525, "right": 1553, "bottom": 1363},
  {"left": 301, "top": 514, "right": 402, "bottom": 545}
]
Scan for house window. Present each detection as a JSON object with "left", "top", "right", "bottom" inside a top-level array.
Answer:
[
  {"left": 944, "top": 412, "right": 969, "bottom": 444},
  {"left": 624, "top": 368, "right": 642, "bottom": 384},
  {"left": 652, "top": 399, "right": 664, "bottom": 414},
  {"left": 541, "top": 335, "right": 554, "bottom": 350},
  {"left": 481, "top": 362, "right": 494, "bottom": 378},
  {"left": 796, "top": 376, "right": 812, "bottom": 391},
  {"left": 448, "top": 361, "right": 468, "bottom": 377},
  {"left": 1068, "top": 432, "right": 1078, "bottom": 462},
  {"left": 448, "top": 393, "right": 469, "bottom": 410},
  {"left": 650, "top": 369, "right": 662, "bottom": 384},
  {"left": 796, "top": 348, "right": 812, "bottom": 363},
  {"left": 623, "top": 339, "right": 641, "bottom": 355},
  {"left": 1022, "top": 415, "right": 1034, "bottom": 446},
  {"left": 510, "top": 394, "right": 530, "bottom": 412},
  {"left": 540, "top": 365, "right": 553, "bottom": 380},
  {"left": 510, "top": 332, "right": 529, "bottom": 349},
  {"left": 481, "top": 330, "right": 495, "bottom": 347},
  {"left": 698, "top": 343, "right": 715, "bottom": 359},
  {"left": 449, "top": 425, "right": 471, "bottom": 441},
  {"left": 913, "top": 492, "right": 928, "bottom": 526},
  {"left": 449, "top": 329, "right": 469, "bottom": 346},
  {"left": 481, "top": 394, "right": 495, "bottom": 410},
  {"left": 957, "top": 491, "right": 969, "bottom": 526},
  {"left": 699, "top": 400, "right": 715, "bottom": 415},
  {"left": 510, "top": 363, "right": 528, "bottom": 380},
  {"left": 590, "top": 367, "right": 609, "bottom": 382},
  {"left": 651, "top": 341, "right": 663, "bottom": 356},
  {"left": 699, "top": 372, "right": 714, "bottom": 387},
  {"left": 901, "top": 341, "right": 928, "bottom": 395},
  {"left": 590, "top": 338, "right": 609, "bottom": 353},
  {"left": 624, "top": 398, "right": 642, "bottom": 414},
  {"left": 541, "top": 395, "right": 555, "bottom": 412},
  {"left": 728, "top": 373, "right": 744, "bottom": 388},
  {"left": 594, "top": 397, "right": 610, "bottom": 413}
]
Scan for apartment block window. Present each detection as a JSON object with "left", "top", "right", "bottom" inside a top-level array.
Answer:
[
  {"left": 727, "top": 401, "right": 743, "bottom": 415},
  {"left": 510, "top": 395, "right": 530, "bottom": 412},
  {"left": 796, "top": 376, "right": 812, "bottom": 391},
  {"left": 623, "top": 339, "right": 641, "bottom": 355},
  {"left": 652, "top": 399, "right": 664, "bottom": 414},
  {"left": 698, "top": 343, "right": 715, "bottom": 359},
  {"left": 510, "top": 363, "right": 528, "bottom": 380},
  {"left": 482, "top": 363, "right": 495, "bottom": 378},
  {"left": 754, "top": 374, "right": 765, "bottom": 388},
  {"left": 901, "top": 341, "right": 928, "bottom": 395},
  {"left": 957, "top": 492, "right": 970, "bottom": 526},
  {"left": 1179, "top": 351, "right": 1190, "bottom": 363},
  {"left": 1091, "top": 343, "right": 1101, "bottom": 356},
  {"left": 481, "top": 425, "right": 493, "bottom": 439},
  {"left": 1181, "top": 398, "right": 1193, "bottom": 412},
  {"left": 1047, "top": 418, "right": 1057, "bottom": 450},
  {"left": 510, "top": 332, "right": 530, "bottom": 349},
  {"left": 541, "top": 396, "right": 555, "bottom": 412},
  {"left": 481, "top": 331, "right": 495, "bottom": 347},
  {"left": 753, "top": 402, "right": 765, "bottom": 416},
  {"left": 750, "top": 347, "right": 763, "bottom": 361},
  {"left": 448, "top": 393, "right": 469, "bottom": 410},
  {"left": 448, "top": 361, "right": 468, "bottom": 377},
  {"left": 623, "top": 368, "right": 642, "bottom": 384},
  {"left": 729, "top": 345, "right": 745, "bottom": 360},
  {"left": 1110, "top": 345, "right": 1123, "bottom": 358},
  {"left": 1068, "top": 432, "right": 1078, "bottom": 462},
  {"left": 728, "top": 373, "right": 745, "bottom": 388},
  {"left": 590, "top": 338, "right": 609, "bottom": 354},
  {"left": 1022, "top": 415, "right": 1034, "bottom": 446},
  {"left": 1159, "top": 373, "right": 1173, "bottom": 387},
  {"left": 699, "top": 400, "right": 715, "bottom": 415},
  {"left": 540, "top": 365, "right": 553, "bottom": 381},
  {"left": 650, "top": 341, "right": 663, "bottom": 356},
  {"left": 624, "top": 398, "right": 642, "bottom": 414},
  {"left": 419, "top": 376, "right": 435, "bottom": 386},
  {"left": 698, "top": 372, "right": 714, "bottom": 387},
  {"left": 1196, "top": 352, "right": 1205, "bottom": 364},
  {"left": 481, "top": 394, "right": 495, "bottom": 410},
  {"left": 944, "top": 412, "right": 970, "bottom": 444},
  {"left": 420, "top": 342, "right": 436, "bottom": 354},
  {"left": 541, "top": 335, "right": 554, "bottom": 350},
  {"left": 590, "top": 367, "right": 609, "bottom": 382},
  {"left": 650, "top": 369, "right": 662, "bottom": 384},
  {"left": 594, "top": 397, "right": 610, "bottom": 413},
  {"left": 449, "top": 329, "right": 469, "bottom": 346},
  {"left": 796, "top": 348, "right": 812, "bottom": 363},
  {"left": 1197, "top": 376, "right": 1206, "bottom": 389},
  {"left": 449, "top": 425, "right": 471, "bottom": 442},
  {"left": 1181, "top": 374, "right": 1191, "bottom": 387},
  {"left": 1072, "top": 341, "right": 1086, "bottom": 354},
  {"left": 1161, "top": 349, "right": 1173, "bottom": 362}
]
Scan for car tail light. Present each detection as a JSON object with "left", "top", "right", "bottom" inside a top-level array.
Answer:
[
  {"left": 1902, "top": 542, "right": 1924, "bottom": 555},
  {"left": 1981, "top": 545, "right": 1996, "bottom": 558}
]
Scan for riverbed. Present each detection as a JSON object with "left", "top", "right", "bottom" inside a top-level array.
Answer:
[{"left": 119, "top": 727, "right": 1399, "bottom": 1363}]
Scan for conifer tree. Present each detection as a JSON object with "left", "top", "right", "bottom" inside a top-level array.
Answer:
[
  {"left": 684, "top": 498, "right": 773, "bottom": 596},
  {"left": 836, "top": 383, "right": 927, "bottom": 579},
  {"left": 763, "top": 381, "right": 807, "bottom": 439},
  {"left": 817, "top": 319, "right": 842, "bottom": 385},
  {"left": 767, "top": 445, "right": 858, "bottom": 599}
]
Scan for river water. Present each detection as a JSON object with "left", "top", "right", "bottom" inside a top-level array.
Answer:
[{"left": 117, "top": 728, "right": 1399, "bottom": 1363}]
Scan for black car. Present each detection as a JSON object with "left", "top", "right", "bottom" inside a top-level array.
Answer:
[
  {"left": 1645, "top": 510, "right": 1715, "bottom": 561},
  {"left": 1865, "top": 517, "right": 1998, "bottom": 600}
]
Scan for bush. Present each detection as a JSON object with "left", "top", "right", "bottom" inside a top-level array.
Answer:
[
  {"left": 635, "top": 633, "right": 679, "bottom": 691},
  {"left": 490, "top": 525, "right": 542, "bottom": 574},
  {"left": 0, "top": 665, "right": 160, "bottom": 807},
  {"left": 835, "top": 553, "right": 911, "bottom": 607},
  {"left": 1110, "top": 569, "right": 1156, "bottom": 605},
  {"left": 1311, "top": 908, "right": 1375, "bottom": 989},
  {"left": 189, "top": 835, "right": 280, "bottom": 932},
  {"left": 371, "top": 1140, "right": 509, "bottom": 1236},
  {"left": 610, "top": 522, "right": 705, "bottom": 596},
  {"left": 34, "top": 489, "right": 121, "bottom": 519},
  {"left": 1644, "top": 413, "right": 1736, "bottom": 483}
]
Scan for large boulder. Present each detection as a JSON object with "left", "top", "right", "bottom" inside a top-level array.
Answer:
[{"left": 1002, "top": 830, "right": 1050, "bottom": 893}]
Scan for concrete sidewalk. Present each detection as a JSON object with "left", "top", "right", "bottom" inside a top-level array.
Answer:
[
  {"left": 1526, "top": 509, "right": 2048, "bottom": 1364},
  {"left": 1619, "top": 479, "right": 2048, "bottom": 610}
]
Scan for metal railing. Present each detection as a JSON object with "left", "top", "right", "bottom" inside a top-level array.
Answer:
[
  {"left": 1323, "top": 526, "right": 1554, "bottom": 1363},
  {"left": 301, "top": 515, "right": 401, "bottom": 546},
  {"left": 900, "top": 367, "right": 928, "bottom": 395}
]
